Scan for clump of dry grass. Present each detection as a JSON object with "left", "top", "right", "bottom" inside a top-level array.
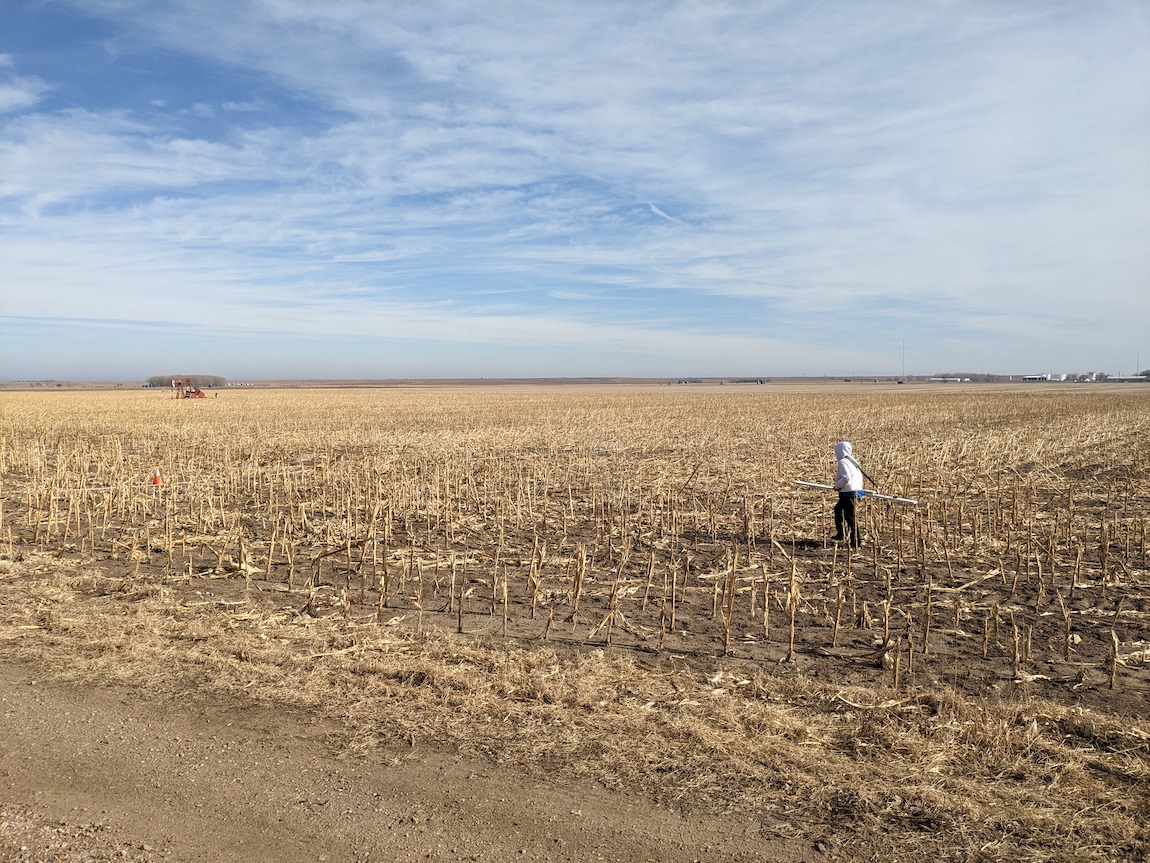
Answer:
[{"left": 1, "top": 552, "right": 1146, "bottom": 862}]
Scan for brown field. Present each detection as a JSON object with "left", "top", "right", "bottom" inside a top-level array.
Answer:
[{"left": 1, "top": 384, "right": 1148, "bottom": 861}]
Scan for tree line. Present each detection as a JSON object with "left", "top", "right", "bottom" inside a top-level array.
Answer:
[{"left": 145, "top": 375, "right": 228, "bottom": 388}]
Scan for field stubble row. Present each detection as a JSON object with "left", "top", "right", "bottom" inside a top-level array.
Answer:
[{"left": 1, "top": 386, "right": 1148, "bottom": 861}]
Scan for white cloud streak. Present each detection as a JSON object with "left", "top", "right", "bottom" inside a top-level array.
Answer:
[{"left": 1, "top": 1, "right": 1148, "bottom": 378}]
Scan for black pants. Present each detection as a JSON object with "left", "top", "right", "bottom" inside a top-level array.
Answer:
[{"left": 834, "top": 492, "right": 860, "bottom": 546}]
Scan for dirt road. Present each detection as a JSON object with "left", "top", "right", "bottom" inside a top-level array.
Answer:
[{"left": 0, "top": 662, "right": 820, "bottom": 863}]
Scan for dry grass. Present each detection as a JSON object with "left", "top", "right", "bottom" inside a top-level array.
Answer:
[
  {"left": 1, "top": 384, "right": 1148, "bottom": 861},
  {"left": 2, "top": 557, "right": 1146, "bottom": 861}
]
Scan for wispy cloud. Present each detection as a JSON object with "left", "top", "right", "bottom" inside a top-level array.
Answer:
[
  {"left": 1, "top": 1, "right": 1148, "bottom": 379},
  {"left": 0, "top": 54, "right": 51, "bottom": 113}
]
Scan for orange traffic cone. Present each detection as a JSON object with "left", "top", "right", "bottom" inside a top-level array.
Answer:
[{"left": 152, "top": 469, "right": 163, "bottom": 486}]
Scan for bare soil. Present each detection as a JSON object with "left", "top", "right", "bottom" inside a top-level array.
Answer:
[{"left": 1, "top": 659, "right": 818, "bottom": 863}]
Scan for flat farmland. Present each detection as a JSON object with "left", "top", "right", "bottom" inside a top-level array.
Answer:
[{"left": 1, "top": 385, "right": 1147, "bottom": 861}]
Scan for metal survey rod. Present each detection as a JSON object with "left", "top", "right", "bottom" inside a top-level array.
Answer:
[{"left": 794, "top": 480, "right": 918, "bottom": 506}]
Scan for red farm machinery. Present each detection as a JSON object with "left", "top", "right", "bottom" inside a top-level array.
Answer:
[{"left": 172, "top": 377, "right": 208, "bottom": 399}]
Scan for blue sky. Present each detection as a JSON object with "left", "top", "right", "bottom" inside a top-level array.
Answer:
[{"left": 1, "top": 1, "right": 1147, "bottom": 380}]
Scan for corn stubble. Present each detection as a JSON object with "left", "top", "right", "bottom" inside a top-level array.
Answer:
[{"left": 1, "top": 385, "right": 1148, "bottom": 862}]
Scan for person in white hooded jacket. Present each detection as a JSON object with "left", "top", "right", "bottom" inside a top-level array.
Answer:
[{"left": 832, "top": 441, "right": 864, "bottom": 546}]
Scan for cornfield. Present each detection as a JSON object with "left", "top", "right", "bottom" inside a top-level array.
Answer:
[{"left": 2, "top": 384, "right": 1147, "bottom": 861}]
